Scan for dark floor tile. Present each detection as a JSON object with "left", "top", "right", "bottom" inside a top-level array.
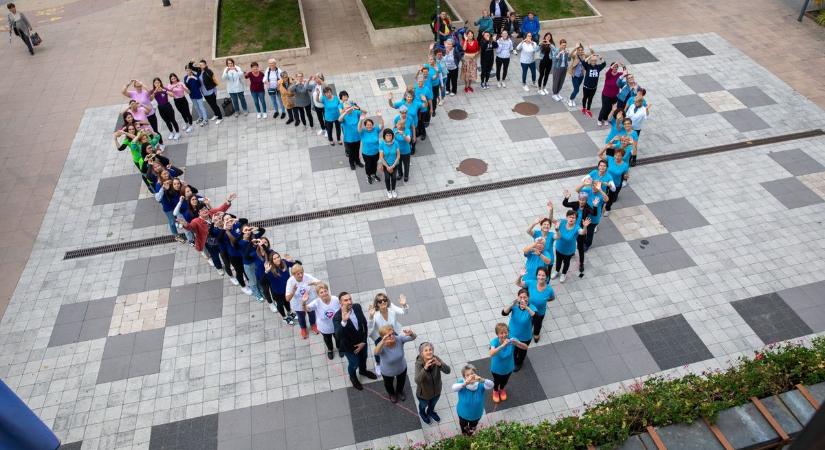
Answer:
[
  {"left": 368, "top": 214, "right": 424, "bottom": 251},
  {"left": 308, "top": 144, "right": 349, "bottom": 172},
  {"left": 84, "top": 297, "right": 116, "bottom": 320},
  {"left": 633, "top": 315, "right": 712, "bottom": 370},
  {"left": 552, "top": 132, "right": 600, "bottom": 161},
  {"left": 669, "top": 94, "right": 715, "bottom": 117},
  {"left": 55, "top": 302, "right": 88, "bottom": 325},
  {"left": 566, "top": 360, "right": 605, "bottom": 391},
  {"left": 613, "top": 186, "right": 644, "bottom": 209},
  {"left": 720, "top": 109, "right": 770, "bottom": 133},
  {"left": 184, "top": 161, "right": 228, "bottom": 190},
  {"left": 732, "top": 293, "right": 813, "bottom": 345},
  {"left": 129, "top": 350, "right": 162, "bottom": 377},
  {"left": 617, "top": 47, "right": 659, "bottom": 64},
  {"left": 48, "top": 322, "right": 83, "bottom": 347},
  {"left": 77, "top": 318, "right": 111, "bottom": 341},
  {"left": 680, "top": 74, "right": 724, "bottom": 94},
  {"left": 673, "top": 41, "right": 714, "bottom": 58},
  {"left": 97, "top": 355, "right": 132, "bottom": 384},
  {"left": 537, "top": 366, "right": 576, "bottom": 398},
  {"left": 553, "top": 338, "right": 592, "bottom": 366},
  {"left": 522, "top": 94, "right": 568, "bottom": 115},
  {"left": 149, "top": 414, "right": 219, "bottom": 450},
  {"left": 133, "top": 328, "right": 165, "bottom": 354},
  {"left": 346, "top": 375, "right": 421, "bottom": 442},
  {"left": 591, "top": 217, "right": 626, "bottom": 247},
  {"left": 501, "top": 117, "right": 549, "bottom": 142},
  {"left": 218, "top": 407, "right": 252, "bottom": 442},
  {"left": 761, "top": 177, "right": 824, "bottom": 209},
  {"left": 728, "top": 86, "right": 776, "bottom": 108},
  {"left": 425, "top": 236, "right": 486, "bottom": 278},
  {"left": 94, "top": 174, "right": 141, "bottom": 205},
  {"left": 593, "top": 354, "right": 634, "bottom": 384},
  {"left": 646, "top": 197, "right": 710, "bottom": 233},
  {"left": 102, "top": 333, "right": 136, "bottom": 359},
  {"left": 251, "top": 431, "right": 287, "bottom": 450},
  {"left": 385, "top": 278, "right": 449, "bottom": 325},
  {"left": 630, "top": 234, "right": 696, "bottom": 275},
  {"left": 133, "top": 197, "right": 170, "bottom": 229},
  {"left": 768, "top": 149, "right": 825, "bottom": 176}
]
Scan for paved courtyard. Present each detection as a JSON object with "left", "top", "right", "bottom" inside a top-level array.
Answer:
[{"left": 2, "top": 33, "right": 825, "bottom": 450}]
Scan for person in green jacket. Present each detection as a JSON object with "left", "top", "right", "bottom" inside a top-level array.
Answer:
[{"left": 474, "top": 9, "right": 494, "bottom": 36}]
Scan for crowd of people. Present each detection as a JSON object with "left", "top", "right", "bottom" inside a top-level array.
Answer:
[{"left": 110, "top": 3, "right": 651, "bottom": 437}]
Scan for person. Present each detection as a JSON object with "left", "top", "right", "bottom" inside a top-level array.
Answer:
[
  {"left": 597, "top": 62, "right": 625, "bottom": 126},
  {"left": 122, "top": 80, "right": 161, "bottom": 136},
  {"left": 494, "top": 30, "right": 513, "bottom": 88},
  {"left": 521, "top": 13, "right": 541, "bottom": 42},
  {"left": 285, "top": 264, "right": 322, "bottom": 338},
  {"left": 424, "top": 54, "right": 443, "bottom": 110},
  {"left": 517, "top": 32, "right": 538, "bottom": 92},
  {"left": 6, "top": 3, "right": 34, "bottom": 55},
  {"left": 289, "top": 72, "right": 314, "bottom": 130},
  {"left": 536, "top": 33, "right": 555, "bottom": 95},
  {"left": 183, "top": 67, "right": 208, "bottom": 126},
  {"left": 264, "top": 59, "right": 286, "bottom": 119},
  {"left": 474, "top": 9, "right": 494, "bottom": 36},
  {"left": 412, "top": 74, "right": 432, "bottom": 139},
  {"left": 338, "top": 98, "right": 363, "bottom": 170},
  {"left": 394, "top": 118, "right": 412, "bottom": 182},
  {"left": 452, "top": 364, "right": 494, "bottom": 436},
  {"left": 489, "top": 0, "right": 509, "bottom": 34},
  {"left": 373, "top": 325, "right": 417, "bottom": 403},
  {"left": 379, "top": 128, "right": 401, "bottom": 198},
  {"left": 303, "top": 283, "right": 342, "bottom": 359},
  {"left": 501, "top": 12, "right": 520, "bottom": 49},
  {"left": 478, "top": 31, "right": 497, "bottom": 90},
  {"left": 368, "top": 293, "right": 408, "bottom": 377},
  {"left": 575, "top": 178, "right": 608, "bottom": 253},
  {"left": 264, "top": 252, "right": 297, "bottom": 324},
  {"left": 177, "top": 193, "right": 236, "bottom": 255},
  {"left": 562, "top": 189, "right": 601, "bottom": 277},
  {"left": 461, "top": 30, "right": 480, "bottom": 93},
  {"left": 515, "top": 266, "right": 554, "bottom": 342},
  {"left": 489, "top": 323, "right": 528, "bottom": 402},
  {"left": 358, "top": 113, "right": 384, "bottom": 185},
  {"left": 522, "top": 237, "right": 552, "bottom": 285},
  {"left": 334, "top": 292, "right": 377, "bottom": 390},
  {"left": 553, "top": 210, "right": 589, "bottom": 282},
  {"left": 501, "top": 289, "right": 536, "bottom": 372},
  {"left": 580, "top": 54, "right": 606, "bottom": 117},
  {"left": 151, "top": 78, "right": 180, "bottom": 140},
  {"left": 239, "top": 225, "right": 267, "bottom": 301},
  {"left": 188, "top": 60, "right": 223, "bottom": 124},
  {"left": 221, "top": 59, "right": 248, "bottom": 117},
  {"left": 414, "top": 342, "right": 451, "bottom": 424},
  {"left": 431, "top": 11, "right": 451, "bottom": 44},
  {"left": 245, "top": 62, "right": 267, "bottom": 119},
  {"left": 598, "top": 146, "right": 630, "bottom": 215},
  {"left": 567, "top": 43, "right": 593, "bottom": 108},
  {"left": 550, "top": 39, "right": 570, "bottom": 102},
  {"left": 442, "top": 39, "right": 462, "bottom": 96},
  {"left": 166, "top": 74, "right": 194, "bottom": 133},
  {"left": 277, "top": 71, "right": 296, "bottom": 125},
  {"left": 625, "top": 95, "right": 650, "bottom": 151},
  {"left": 615, "top": 73, "right": 638, "bottom": 111},
  {"left": 310, "top": 73, "right": 327, "bottom": 135},
  {"left": 388, "top": 91, "right": 420, "bottom": 154},
  {"left": 317, "top": 87, "right": 342, "bottom": 145}
]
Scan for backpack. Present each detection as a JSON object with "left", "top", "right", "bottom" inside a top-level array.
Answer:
[{"left": 221, "top": 98, "right": 234, "bottom": 117}]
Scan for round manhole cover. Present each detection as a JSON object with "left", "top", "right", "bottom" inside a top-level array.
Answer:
[
  {"left": 457, "top": 158, "right": 488, "bottom": 176},
  {"left": 447, "top": 109, "right": 468, "bottom": 120},
  {"left": 513, "top": 102, "right": 539, "bottom": 116}
]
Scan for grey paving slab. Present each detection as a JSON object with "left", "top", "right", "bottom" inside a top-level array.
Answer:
[
  {"left": 166, "top": 302, "right": 195, "bottom": 327},
  {"left": 567, "top": 360, "right": 606, "bottom": 391},
  {"left": 571, "top": 109, "right": 602, "bottom": 132},
  {"left": 720, "top": 108, "right": 771, "bottom": 132},
  {"left": 184, "top": 161, "right": 228, "bottom": 190},
  {"left": 85, "top": 297, "right": 116, "bottom": 319},
  {"left": 780, "top": 390, "right": 815, "bottom": 426},
  {"left": 617, "top": 47, "right": 659, "bottom": 64},
  {"left": 630, "top": 233, "right": 696, "bottom": 275},
  {"left": 552, "top": 132, "right": 600, "bottom": 161},
  {"left": 715, "top": 403, "right": 779, "bottom": 449},
  {"left": 680, "top": 74, "right": 724, "bottom": 93},
  {"left": 527, "top": 342, "right": 565, "bottom": 372},
  {"left": 668, "top": 94, "right": 715, "bottom": 117},
  {"left": 728, "top": 86, "right": 776, "bottom": 108},
  {"left": 613, "top": 186, "right": 644, "bottom": 209},
  {"left": 779, "top": 281, "right": 825, "bottom": 332},
  {"left": 77, "top": 318, "right": 111, "bottom": 341},
  {"left": 368, "top": 214, "right": 424, "bottom": 251},
  {"left": 346, "top": 377, "right": 420, "bottom": 443},
  {"left": 600, "top": 50, "right": 630, "bottom": 67},
  {"left": 413, "top": 136, "right": 436, "bottom": 156},
  {"left": 731, "top": 293, "right": 812, "bottom": 345},
  {"left": 281, "top": 396, "right": 317, "bottom": 429},
  {"left": 133, "top": 328, "right": 165, "bottom": 354},
  {"left": 591, "top": 217, "right": 626, "bottom": 247},
  {"left": 761, "top": 395, "right": 803, "bottom": 436},
  {"left": 194, "top": 299, "right": 223, "bottom": 322},
  {"left": 101, "top": 333, "right": 136, "bottom": 359},
  {"left": 386, "top": 278, "right": 449, "bottom": 325},
  {"left": 554, "top": 338, "right": 592, "bottom": 366},
  {"left": 646, "top": 197, "right": 710, "bottom": 232},
  {"left": 768, "top": 149, "right": 825, "bottom": 176},
  {"left": 251, "top": 431, "right": 286, "bottom": 450},
  {"left": 656, "top": 421, "right": 725, "bottom": 450},
  {"left": 133, "top": 197, "right": 170, "bottom": 229},
  {"left": 218, "top": 407, "right": 252, "bottom": 443},
  {"left": 319, "top": 416, "right": 356, "bottom": 450},
  {"left": 593, "top": 354, "right": 634, "bottom": 383},
  {"left": 581, "top": 331, "right": 617, "bottom": 359},
  {"left": 96, "top": 355, "right": 132, "bottom": 384},
  {"left": 118, "top": 255, "right": 175, "bottom": 295},
  {"left": 326, "top": 253, "right": 384, "bottom": 294},
  {"left": 308, "top": 144, "right": 350, "bottom": 172},
  {"left": 607, "top": 326, "right": 647, "bottom": 352},
  {"left": 425, "top": 236, "right": 486, "bottom": 277},
  {"left": 48, "top": 322, "right": 83, "bottom": 347},
  {"left": 163, "top": 142, "right": 189, "bottom": 165},
  {"left": 761, "top": 176, "right": 824, "bottom": 209},
  {"left": 621, "top": 349, "right": 661, "bottom": 378},
  {"left": 129, "top": 350, "right": 162, "bottom": 377},
  {"left": 149, "top": 254, "right": 175, "bottom": 273},
  {"left": 467, "top": 356, "right": 546, "bottom": 411},
  {"left": 197, "top": 279, "right": 224, "bottom": 299},
  {"left": 523, "top": 94, "right": 569, "bottom": 115},
  {"left": 633, "top": 315, "right": 713, "bottom": 370},
  {"left": 59, "top": 442, "right": 83, "bottom": 450},
  {"left": 93, "top": 173, "right": 141, "bottom": 205},
  {"left": 250, "top": 402, "right": 286, "bottom": 433},
  {"left": 55, "top": 302, "right": 88, "bottom": 324},
  {"left": 501, "top": 117, "right": 549, "bottom": 142},
  {"left": 149, "top": 414, "right": 219, "bottom": 450},
  {"left": 285, "top": 424, "right": 322, "bottom": 450},
  {"left": 673, "top": 41, "right": 714, "bottom": 58}
]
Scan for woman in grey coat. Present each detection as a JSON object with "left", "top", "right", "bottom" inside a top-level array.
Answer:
[
  {"left": 6, "top": 3, "right": 34, "bottom": 55},
  {"left": 288, "top": 72, "right": 314, "bottom": 130}
]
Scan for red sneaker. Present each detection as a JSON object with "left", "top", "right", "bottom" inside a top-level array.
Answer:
[
  {"left": 468, "top": 86, "right": 474, "bottom": 92},
  {"left": 311, "top": 324, "right": 319, "bottom": 335},
  {"left": 581, "top": 107, "right": 586, "bottom": 114},
  {"left": 499, "top": 389, "right": 508, "bottom": 401},
  {"left": 300, "top": 328, "right": 308, "bottom": 339},
  {"left": 464, "top": 87, "right": 469, "bottom": 93},
  {"left": 586, "top": 109, "right": 593, "bottom": 118},
  {"left": 492, "top": 389, "right": 500, "bottom": 403}
]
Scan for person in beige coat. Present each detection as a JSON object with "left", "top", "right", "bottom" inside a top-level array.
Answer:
[{"left": 277, "top": 71, "right": 296, "bottom": 125}]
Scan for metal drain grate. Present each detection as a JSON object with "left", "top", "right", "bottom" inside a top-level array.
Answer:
[{"left": 63, "top": 129, "right": 824, "bottom": 260}]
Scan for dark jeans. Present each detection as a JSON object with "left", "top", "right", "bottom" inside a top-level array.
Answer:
[
  {"left": 459, "top": 417, "right": 480, "bottom": 436},
  {"left": 582, "top": 87, "right": 597, "bottom": 110},
  {"left": 292, "top": 107, "right": 307, "bottom": 126},
  {"left": 295, "top": 310, "right": 316, "bottom": 329},
  {"left": 382, "top": 368, "right": 407, "bottom": 396},
  {"left": 229, "top": 255, "right": 246, "bottom": 287},
  {"left": 363, "top": 154, "right": 379, "bottom": 177},
  {"left": 384, "top": 166, "right": 397, "bottom": 191},
  {"left": 577, "top": 234, "right": 587, "bottom": 273},
  {"left": 344, "top": 346, "right": 368, "bottom": 377},
  {"left": 302, "top": 105, "right": 314, "bottom": 127},
  {"left": 532, "top": 313, "right": 545, "bottom": 337},
  {"left": 538, "top": 59, "right": 552, "bottom": 88},
  {"left": 492, "top": 371, "right": 511, "bottom": 390},
  {"left": 446, "top": 68, "right": 459, "bottom": 94},
  {"left": 555, "top": 251, "right": 574, "bottom": 274},
  {"left": 480, "top": 57, "right": 494, "bottom": 84},
  {"left": 322, "top": 332, "right": 340, "bottom": 352},
  {"left": 219, "top": 249, "right": 233, "bottom": 277},
  {"left": 397, "top": 154, "right": 411, "bottom": 179},
  {"left": 229, "top": 92, "right": 248, "bottom": 113},
  {"left": 325, "top": 120, "right": 341, "bottom": 142},
  {"left": 514, "top": 339, "right": 531, "bottom": 367},
  {"left": 598, "top": 94, "right": 617, "bottom": 122},
  {"left": 495, "top": 57, "right": 510, "bottom": 81},
  {"left": 204, "top": 93, "right": 223, "bottom": 119},
  {"left": 158, "top": 103, "right": 179, "bottom": 133},
  {"left": 205, "top": 245, "right": 223, "bottom": 270},
  {"left": 521, "top": 62, "right": 536, "bottom": 85},
  {"left": 569, "top": 75, "right": 584, "bottom": 100},
  {"left": 173, "top": 97, "right": 193, "bottom": 125},
  {"left": 314, "top": 106, "right": 325, "bottom": 129},
  {"left": 344, "top": 141, "right": 360, "bottom": 168},
  {"left": 17, "top": 31, "right": 33, "bottom": 54},
  {"left": 417, "top": 395, "right": 440, "bottom": 419}
]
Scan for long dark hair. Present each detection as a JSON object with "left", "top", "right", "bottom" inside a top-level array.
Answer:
[{"left": 169, "top": 73, "right": 180, "bottom": 84}]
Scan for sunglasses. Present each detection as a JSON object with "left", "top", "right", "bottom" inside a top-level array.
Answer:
[{"left": 377, "top": 299, "right": 388, "bottom": 304}]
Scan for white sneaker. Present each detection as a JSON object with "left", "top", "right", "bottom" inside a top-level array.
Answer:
[
  {"left": 522, "top": 85, "right": 529, "bottom": 92},
  {"left": 257, "top": 297, "right": 265, "bottom": 303},
  {"left": 317, "top": 129, "right": 325, "bottom": 136},
  {"left": 174, "top": 132, "right": 181, "bottom": 140},
  {"left": 241, "top": 286, "right": 253, "bottom": 295},
  {"left": 215, "top": 119, "right": 222, "bottom": 125},
  {"left": 185, "top": 125, "right": 193, "bottom": 133},
  {"left": 269, "top": 303, "right": 278, "bottom": 313},
  {"left": 501, "top": 82, "right": 506, "bottom": 88},
  {"left": 553, "top": 95, "right": 561, "bottom": 102},
  {"left": 437, "top": 98, "right": 444, "bottom": 106},
  {"left": 230, "top": 278, "right": 239, "bottom": 286},
  {"left": 560, "top": 273, "right": 567, "bottom": 283},
  {"left": 210, "top": 116, "right": 217, "bottom": 121},
  {"left": 567, "top": 99, "right": 575, "bottom": 107},
  {"left": 550, "top": 271, "right": 559, "bottom": 280},
  {"left": 374, "top": 365, "right": 382, "bottom": 377},
  {"left": 217, "top": 269, "right": 224, "bottom": 276},
  {"left": 207, "top": 259, "right": 215, "bottom": 267},
  {"left": 449, "top": 92, "right": 456, "bottom": 97},
  {"left": 387, "top": 191, "right": 393, "bottom": 199},
  {"left": 391, "top": 190, "right": 398, "bottom": 198},
  {"left": 168, "top": 133, "right": 175, "bottom": 140},
  {"left": 603, "top": 210, "right": 610, "bottom": 217}
]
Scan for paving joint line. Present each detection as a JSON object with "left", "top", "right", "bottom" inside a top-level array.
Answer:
[{"left": 63, "top": 129, "right": 824, "bottom": 260}]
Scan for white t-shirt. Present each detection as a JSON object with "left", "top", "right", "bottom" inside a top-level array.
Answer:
[
  {"left": 307, "top": 296, "right": 341, "bottom": 334},
  {"left": 285, "top": 273, "right": 319, "bottom": 312},
  {"left": 626, "top": 104, "right": 647, "bottom": 131},
  {"left": 368, "top": 303, "right": 407, "bottom": 340}
]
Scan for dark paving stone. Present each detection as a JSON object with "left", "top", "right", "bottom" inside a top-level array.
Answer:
[
  {"left": 218, "top": 407, "right": 252, "bottom": 443},
  {"left": 768, "top": 149, "right": 825, "bottom": 176},
  {"left": 630, "top": 234, "right": 697, "bottom": 275},
  {"left": 528, "top": 343, "right": 565, "bottom": 372},
  {"left": 680, "top": 74, "right": 724, "bottom": 93},
  {"left": 591, "top": 217, "right": 626, "bottom": 247},
  {"left": 386, "top": 278, "right": 449, "bottom": 325},
  {"left": 85, "top": 297, "right": 116, "bottom": 319},
  {"left": 593, "top": 354, "right": 634, "bottom": 383},
  {"left": 570, "top": 109, "right": 602, "bottom": 133},
  {"left": 761, "top": 395, "right": 803, "bottom": 436},
  {"left": 617, "top": 47, "right": 659, "bottom": 64},
  {"left": 251, "top": 431, "right": 286, "bottom": 450},
  {"left": 656, "top": 421, "right": 725, "bottom": 450},
  {"left": 149, "top": 414, "right": 218, "bottom": 450},
  {"left": 149, "top": 254, "right": 175, "bottom": 273},
  {"left": 96, "top": 355, "right": 132, "bottom": 384},
  {"left": 501, "top": 117, "right": 549, "bottom": 142},
  {"left": 355, "top": 167, "right": 389, "bottom": 193},
  {"left": 607, "top": 326, "right": 647, "bottom": 352},
  {"left": 728, "top": 86, "right": 776, "bottom": 108},
  {"left": 166, "top": 302, "right": 195, "bottom": 327},
  {"left": 326, "top": 253, "right": 384, "bottom": 295},
  {"left": 599, "top": 50, "right": 630, "bottom": 68},
  {"left": 163, "top": 143, "right": 189, "bottom": 166},
  {"left": 646, "top": 197, "right": 710, "bottom": 233},
  {"left": 102, "top": 333, "right": 136, "bottom": 359},
  {"left": 633, "top": 315, "right": 713, "bottom": 370},
  {"left": 673, "top": 41, "right": 714, "bottom": 58},
  {"left": 731, "top": 293, "right": 812, "bottom": 345},
  {"left": 761, "top": 177, "right": 824, "bottom": 209},
  {"left": 346, "top": 375, "right": 420, "bottom": 443},
  {"left": 184, "top": 161, "right": 228, "bottom": 190},
  {"left": 48, "top": 322, "right": 83, "bottom": 347},
  {"left": 425, "top": 236, "right": 486, "bottom": 278},
  {"left": 720, "top": 108, "right": 770, "bottom": 132},
  {"left": 59, "top": 442, "right": 83, "bottom": 450},
  {"left": 129, "top": 350, "right": 162, "bottom": 377},
  {"left": 567, "top": 360, "right": 606, "bottom": 391},
  {"left": 552, "top": 132, "right": 600, "bottom": 161},
  {"left": 250, "top": 402, "right": 286, "bottom": 433},
  {"left": 55, "top": 302, "right": 88, "bottom": 325},
  {"left": 715, "top": 403, "right": 779, "bottom": 449},
  {"left": 554, "top": 338, "right": 591, "bottom": 366},
  {"left": 412, "top": 136, "right": 436, "bottom": 156},
  {"left": 194, "top": 299, "right": 224, "bottom": 322},
  {"left": 77, "top": 318, "right": 111, "bottom": 341},
  {"left": 133, "top": 328, "right": 165, "bottom": 354},
  {"left": 467, "top": 356, "right": 547, "bottom": 412},
  {"left": 133, "top": 197, "right": 170, "bottom": 229},
  {"left": 94, "top": 174, "right": 142, "bottom": 206},
  {"left": 581, "top": 331, "right": 617, "bottom": 359},
  {"left": 368, "top": 214, "right": 423, "bottom": 251},
  {"left": 612, "top": 186, "right": 644, "bottom": 209},
  {"left": 522, "top": 94, "right": 569, "bottom": 115},
  {"left": 118, "top": 255, "right": 175, "bottom": 296},
  {"left": 122, "top": 256, "right": 150, "bottom": 277},
  {"left": 308, "top": 144, "right": 350, "bottom": 172},
  {"left": 196, "top": 279, "right": 224, "bottom": 300},
  {"left": 668, "top": 94, "right": 715, "bottom": 117},
  {"left": 808, "top": 381, "right": 825, "bottom": 404},
  {"left": 621, "top": 349, "right": 661, "bottom": 378},
  {"left": 779, "top": 281, "right": 825, "bottom": 332}
]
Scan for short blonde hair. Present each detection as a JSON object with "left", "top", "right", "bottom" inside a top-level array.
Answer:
[
  {"left": 314, "top": 282, "right": 329, "bottom": 293},
  {"left": 461, "top": 364, "right": 477, "bottom": 377},
  {"left": 378, "top": 324, "right": 394, "bottom": 337}
]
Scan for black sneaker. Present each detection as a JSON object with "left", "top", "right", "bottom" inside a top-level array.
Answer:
[
  {"left": 327, "top": 351, "right": 334, "bottom": 360},
  {"left": 360, "top": 370, "right": 377, "bottom": 380},
  {"left": 420, "top": 412, "right": 432, "bottom": 424},
  {"left": 430, "top": 411, "right": 441, "bottom": 422},
  {"left": 579, "top": 272, "right": 585, "bottom": 278},
  {"left": 338, "top": 350, "right": 344, "bottom": 358},
  {"left": 514, "top": 364, "right": 522, "bottom": 372},
  {"left": 350, "top": 376, "right": 363, "bottom": 390},
  {"left": 373, "top": 175, "right": 381, "bottom": 182},
  {"left": 285, "top": 119, "right": 294, "bottom": 125},
  {"left": 356, "top": 161, "right": 364, "bottom": 168},
  {"left": 403, "top": 176, "right": 409, "bottom": 182},
  {"left": 367, "top": 175, "right": 373, "bottom": 184},
  {"left": 280, "top": 112, "right": 286, "bottom": 119},
  {"left": 350, "top": 164, "right": 356, "bottom": 171}
]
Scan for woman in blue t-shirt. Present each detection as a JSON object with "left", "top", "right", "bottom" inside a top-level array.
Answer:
[
  {"left": 452, "top": 364, "right": 494, "bottom": 436},
  {"left": 552, "top": 210, "right": 589, "bottom": 283},
  {"left": 488, "top": 323, "right": 529, "bottom": 404},
  {"left": 337, "top": 94, "right": 365, "bottom": 170},
  {"left": 516, "top": 266, "right": 555, "bottom": 342},
  {"left": 394, "top": 118, "right": 413, "bottom": 182},
  {"left": 379, "top": 128, "right": 401, "bottom": 199},
  {"left": 501, "top": 288, "right": 537, "bottom": 372},
  {"left": 314, "top": 86, "right": 342, "bottom": 145},
  {"left": 358, "top": 114, "right": 384, "bottom": 185},
  {"left": 598, "top": 147, "right": 630, "bottom": 215}
]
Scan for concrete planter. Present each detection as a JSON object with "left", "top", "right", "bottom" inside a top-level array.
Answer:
[
  {"left": 356, "top": 0, "right": 464, "bottom": 47},
  {"left": 211, "top": 0, "right": 311, "bottom": 62},
  {"left": 505, "top": 0, "right": 603, "bottom": 31}
]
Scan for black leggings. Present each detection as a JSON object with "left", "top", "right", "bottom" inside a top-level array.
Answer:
[
  {"left": 446, "top": 68, "right": 459, "bottom": 94},
  {"left": 173, "top": 97, "right": 194, "bottom": 126},
  {"left": 147, "top": 113, "right": 161, "bottom": 135},
  {"left": 314, "top": 106, "right": 325, "bottom": 129},
  {"left": 229, "top": 255, "right": 246, "bottom": 287},
  {"left": 577, "top": 234, "right": 587, "bottom": 274},
  {"left": 417, "top": 110, "right": 429, "bottom": 139},
  {"left": 292, "top": 107, "right": 308, "bottom": 126},
  {"left": 158, "top": 103, "right": 179, "bottom": 134},
  {"left": 363, "top": 154, "right": 379, "bottom": 177},
  {"left": 459, "top": 417, "right": 480, "bottom": 436},
  {"left": 220, "top": 249, "right": 233, "bottom": 278},
  {"left": 606, "top": 183, "right": 623, "bottom": 211},
  {"left": 382, "top": 368, "right": 407, "bottom": 396},
  {"left": 204, "top": 93, "right": 223, "bottom": 119},
  {"left": 514, "top": 339, "right": 531, "bottom": 367},
  {"left": 538, "top": 59, "right": 552, "bottom": 88},
  {"left": 270, "top": 293, "right": 291, "bottom": 317},
  {"left": 532, "top": 313, "right": 545, "bottom": 337},
  {"left": 345, "top": 142, "right": 360, "bottom": 167},
  {"left": 495, "top": 57, "right": 510, "bottom": 81},
  {"left": 555, "top": 251, "right": 574, "bottom": 275},
  {"left": 480, "top": 57, "right": 494, "bottom": 84},
  {"left": 325, "top": 120, "right": 341, "bottom": 142},
  {"left": 492, "top": 372, "right": 511, "bottom": 390},
  {"left": 582, "top": 87, "right": 597, "bottom": 111},
  {"left": 431, "top": 85, "right": 440, "bottom": 114},
  {"left": 303, "top": 105, "right": 314, "bottom": 127},
  {"left": 285, "top": 108, "right": 295, "bottom": 123},
  {"left": 384, "top": 166, "right": 397, "bottom": 191},
  {"left": 322, "top": 332, "right": 340, "bottom": 352},
  {"left": 397, "top": 154, "right": 411, "bottom": 179},
  {"left": 598, "top": 94, "right": 617, "bottom": 122},
  {"left": 584, "top": 222, "right": 596, "bottom": 250}
]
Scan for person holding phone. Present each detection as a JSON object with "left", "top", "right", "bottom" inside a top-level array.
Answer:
[
  {"left": 334, "top": 293, "right": 378, "bottom": 390},
  {"left": 452, "top": 364, "right": 494, "bottom": 436},
  {"left": 501, "top": 289, "right": 536, "bottom": 372},
  {"left": 367, "top": 293, "right": 408, "bottom": 377},
  {"left": 515, "top": 266, "right": 554, "bottom": 342},
  {"left": 373, "top": 325, "right": 417, "bottom": 403},
  {"left": 338, "top": 98, "right": 363, "bottom": 171},
  {"left": 222, "top": 58, "right": 249, "bottom": 117},
  {"left": 414, "top": 342, "right": 451, "bottom": 424}
]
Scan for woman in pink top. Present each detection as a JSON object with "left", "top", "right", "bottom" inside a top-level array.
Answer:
[
  {"left": 597, "top": 62, "right": 625, "bottom": 126},
  {"left": 122, "top": 80, "right": 160, "bottom": 135},
  {"left": 166, "top": 73, "right": 194, "bottom": 133}
]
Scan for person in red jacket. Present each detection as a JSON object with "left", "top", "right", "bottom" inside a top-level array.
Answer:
[{"left": 177, "top": 193, "right": 237, "bottom": 252}]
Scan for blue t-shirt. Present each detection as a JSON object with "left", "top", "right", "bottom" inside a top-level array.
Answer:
[
  {"left": 380, "top": 140, "right": 400, "bottom": 166},
  {"left": 524, "top": 279, "right": 554, "bottom": 315},
  {"left": 508, "top": 305, "right": 536, "bottom": 342},
  {"left": 360, "top": 127, "right": 381, "bottom": 156},
  {"left": 588, "top": 169, "right": 612, "bottom": 185},
  {"left": 531, "top": 229, "right": 555, "bottom": 263},
  {"left": 607, "top": 158, "right": 629, "bottom": 188},
  {"left": 580, "top": 186, "right": 604, "bottom": 225},
  {"left": 393, "top": 100, "right": 420, "bottom": 126},
  {"left": 414, "top": 84, "right": 432, "bottom": 110},
  {"left": 340, "top": 109, "right": 361, "bottom": 143},
  {"left": 321, "top": 96, "right": 341, "bottom": 121},
  {"left": 423, "top": 64, "right": 441, "bottom": 84},
  {"left": 395, "top": 128, "right": 411, "bottom": 155},
  {"left": 456, "top": 379, "right": 488, "bottom": 421},
  {"left": 524, "top": 252, "right": 547, "bottom": 282},
  {"left": 555, "top": 218, "right": 581, "bottom": 256},
  {"left": 490, "top": 336, "right": 515, "bottom": 375}
]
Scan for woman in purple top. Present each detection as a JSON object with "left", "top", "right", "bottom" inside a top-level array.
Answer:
[
  {"left": 597, "top": 62, "right": 625, "bottom": 126},
  {"left": 152, "top": 78, "right": 181, "bottom": 140},
  {"left": 122, "top": 79, "right": 161, "bottom": 136}
]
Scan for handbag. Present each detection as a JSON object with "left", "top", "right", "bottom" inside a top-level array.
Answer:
[{"left": 30, "top": 32, "right": 41, "bottom": 46}]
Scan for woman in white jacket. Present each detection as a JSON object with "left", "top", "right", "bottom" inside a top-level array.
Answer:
[
  {"left": 368, "top": 292, "right": 409, "bottom": 376},
  {"left": 222, "top": 58, "right": 249, "bottom": 116}
]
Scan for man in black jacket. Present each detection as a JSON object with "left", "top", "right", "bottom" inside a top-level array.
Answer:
[
  {"left": 334, "top": 292, "right": 377, "bottom": 390},
  {"left": 489, "top": 0, "right": 509, "bottom": 34}
]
